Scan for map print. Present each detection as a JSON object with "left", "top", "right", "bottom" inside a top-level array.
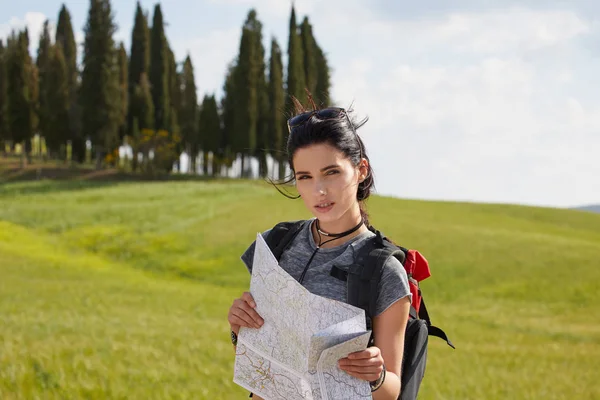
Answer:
[
  {"left": 316, "top": 332, "right": 372, "bottom": 400},
  {"left": 233, "top": 233, "right": 372, "bottom": 400}
]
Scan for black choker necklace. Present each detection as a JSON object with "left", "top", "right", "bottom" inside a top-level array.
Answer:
[
  {"left": 298, "top": 218, "right": 365, "bottom": 284},
  {"left": 315, "top": 218, "right": 364, "bottom": 238}
]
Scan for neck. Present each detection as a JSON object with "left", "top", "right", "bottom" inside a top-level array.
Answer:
[{"left": 312, "top": 207, "right": 367, "bottom": 248}]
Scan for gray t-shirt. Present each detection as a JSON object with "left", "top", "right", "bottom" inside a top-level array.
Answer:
[{"left": 240, "top": 219, "right": 411, "bottom": 317}]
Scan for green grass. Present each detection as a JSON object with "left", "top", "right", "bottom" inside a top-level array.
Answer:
[{"left": 0, "top": 178, "right": 599, "bottom": 399}]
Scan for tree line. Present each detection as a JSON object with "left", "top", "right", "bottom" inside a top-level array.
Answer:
[{"left": 0, "top": 1, "right": 331, "bottom": 178}]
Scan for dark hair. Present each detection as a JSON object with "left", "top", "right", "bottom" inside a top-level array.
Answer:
[{"left": 272, "top": 94, "right": 376, "bottom": 227}]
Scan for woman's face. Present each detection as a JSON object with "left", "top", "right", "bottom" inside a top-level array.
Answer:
[{"left": 292, "top": 143, "right": 367, "bottom": 224}]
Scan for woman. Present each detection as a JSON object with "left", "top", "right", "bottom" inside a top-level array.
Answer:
[{"left": 228, "top": 97, "right": 411, "bottom": 399}]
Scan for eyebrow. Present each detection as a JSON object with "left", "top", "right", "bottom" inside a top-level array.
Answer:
[{"left": 295, "top": 164, "right": 340, "bottom": 175}]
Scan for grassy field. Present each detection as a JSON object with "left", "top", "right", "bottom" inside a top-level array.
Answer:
[{"left": 1, "top": 167, "right": 599, "bottom": 399}]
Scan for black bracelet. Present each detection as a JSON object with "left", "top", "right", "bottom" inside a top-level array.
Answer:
[
  {"left": 231, "top": 330, "right": 238, "bottom": 346},
  {"left": 370, "top": 364, "right": 386, "bottom": 392}
]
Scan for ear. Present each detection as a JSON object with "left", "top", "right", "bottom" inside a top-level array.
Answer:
[{"left": 358, "top": 158, "right": 369, "bottom": 182}]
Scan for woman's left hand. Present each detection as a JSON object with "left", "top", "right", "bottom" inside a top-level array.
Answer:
[{"left": 338, "top": 346, "right": 384, "bottom": 382}]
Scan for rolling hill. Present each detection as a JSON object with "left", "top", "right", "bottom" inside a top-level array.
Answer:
[
  {"left": 576, "top": 204, "right": 600, "bottom": 213},
  {"left": 0, "top": 178, "right": 599, "bottom": 399}
]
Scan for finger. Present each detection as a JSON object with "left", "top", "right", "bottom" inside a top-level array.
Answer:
[
  {"left": 228, "top": 312, "right": 254, "bottom": 329},
  {"left": 348, "top": 347, "right": 380, "bottom": 360},
  {"left": 229, "top": 312, "right": 257, "bottom": 329},
  {"left": 234, "top": 299, "right": 264, "bottom": 326},
  {"left": 231, "top": 301, "right": 262, "bottom": 326},
  {"left": 241, "top": 292, "right": 256, "bottom": 308},
  {"left": 230, "top": 307, "right": 260, "bottom": 328},
  {"left": 339, "top": 358, "right": 381, "bottom": 368}
]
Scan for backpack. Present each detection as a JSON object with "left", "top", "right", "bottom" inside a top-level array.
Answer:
[{"left": 265, "top": 220, "right": 454, "bottom": 400}]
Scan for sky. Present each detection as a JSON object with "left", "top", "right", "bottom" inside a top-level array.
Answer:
[{"left": 1, "top": 0, "right": 599, "bottom": 209}]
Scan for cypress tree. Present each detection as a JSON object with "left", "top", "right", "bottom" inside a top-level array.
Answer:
[
  {"left": 130, "top": 72, "right": 154, "bottom": 171},
  {"left": 233, "top": 17, "right": 254, "bottom": 175},
  {"left": 37, "top": 20, "right": 52, "bottom": 142},
  {"left": 179, "top": 55, "right": 198, "bottom": 172},
  {"left": 80, "top": 0, "right": 121, "bottom": 166},
  {"left": 285, "top": 5, "right": 306, "bottom": 114},
  {"left": 255, "top": 22, "right": 269, "bottom": 179},
  {"left": 117, "top": 42, "right": 128, "bottom": 140},
  {"left": 267, "top": 37, "right": 285, "bottom": 179},
  {"left": 314, "top": 42, "right": 331, "bottom": 107},
  {"left": 5, "top": 34, "right": 18, "bottom": 151},
  {"left": 167, "top": 46, "right": 180, "bottom": 137},
  {"left": 36, "top": 22, "right": 51, "bottom": 71},
  {"left": 149, "top": 4, "right": 169, "bottom": 131},
  {"left": 7, "top": 30, "right": 36, "bottom": 163},
  {"left": 4, "top": 35, "right": 17, "bottom": 150},
  {"left": 169, "top": 104, "right": 180, "bottom": 146},
  {"left": 128, "top": 1, "right": 150, "bottom": 133},
  {"left": 45, "top": 43, "right": 69, "bottom": 157},
  {"left": 198, "top": 94, "right": 220, "bottom": 175},
  {"left": 130, "top": 71, "right": 153, "bottom": 173},
  {"left": 233, "top": 9, "right": 266, "bottom": 177},
  {"left": 300, "top": 17, "right": 317, "bottom": 98},
  {"left": 56, "top": 4, "right": 81, "bottom": 161},
  {"left": 56, "top": 6, "right": 77, "bottom": 92},
  {"left": 131, "top": 117, "right": 140, "bottom": 170},
  {"left": 27, "top": 30, "right": 40, "bottom": 143},
  {"left": 166, "top": 46, "right": 181, "bottom": 169},
  {"left": 132, "top": 73, "right": 154, "bottom": 131},
  {"left": 0, "top": 40, "right": 8, "bottom": 147},
  {"left": 220, "top": 61, "right": 236, "bottom": 175}
]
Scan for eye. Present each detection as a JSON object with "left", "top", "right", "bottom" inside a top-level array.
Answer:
[
  {"left": 297, "top": 175, "right": 311, "bottom": 180},
  {"left": 326, "top": 170, "right": 339, "bottom": 176}
]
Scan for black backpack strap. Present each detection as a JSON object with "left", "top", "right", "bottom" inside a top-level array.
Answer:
[
  {"left": 346, "top": 230, "right": 406, "bottom": 338},
  {"left": 265, "top": 220, "right": 306, "bottom": 261},
  {"left": 375, "top": 228, "right": 454, "bottom": 349},
  {"left": 344, "top": 228, "right": 455, "bottom": 349},
  {"left": 418, "top": 297, "right": 455, "bottom": 349}
]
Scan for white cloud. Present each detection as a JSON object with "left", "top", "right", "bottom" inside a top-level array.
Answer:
[
  {"left": 0, "top": 12, "right": 51, "bottom": 56},
  {"left": 308, "top": 5, "right": 599, "bottom": 207},
  {"left": 206, "top": 0, "right": 320, "bottom": 19},
  {"left": 310, "top": 6, "right": 591, "bottom": 62},
  {"left": 170, "top": 26, "right": 240, "bottom": 97},
  {"left": 431, "top": 8, "right": 590, "bottom": 53},
  {"left": 0, "top": 11, "right": 85, "bottom": 65}
]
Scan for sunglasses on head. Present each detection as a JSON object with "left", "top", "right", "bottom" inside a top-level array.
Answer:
[{"left": 286, "top": 107, "right": 350, "bottom": 134}]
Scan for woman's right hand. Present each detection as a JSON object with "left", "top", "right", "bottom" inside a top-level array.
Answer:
[{"left": 228, "top": 291, "right": 264, "bottom": 335}]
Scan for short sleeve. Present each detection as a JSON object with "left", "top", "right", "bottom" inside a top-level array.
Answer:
[
  {"left": 240, "top": 229, "right": 272, "bottom": 273},
  {"left": 375, "top": 256, "right": 412, "bottom": 316}
]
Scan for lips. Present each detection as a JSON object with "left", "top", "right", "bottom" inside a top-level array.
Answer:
[{"left": 315, "top": 202, "right": 335, "bottom": 213}]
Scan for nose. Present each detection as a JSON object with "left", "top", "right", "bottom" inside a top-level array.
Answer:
[{"left": 315, "top": 180, "right": 327, "bottom": 196}]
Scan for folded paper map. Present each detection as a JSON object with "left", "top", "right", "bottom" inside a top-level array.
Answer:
[{"left": 233, "top": 233, "right": 372, "bottom": 400}]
